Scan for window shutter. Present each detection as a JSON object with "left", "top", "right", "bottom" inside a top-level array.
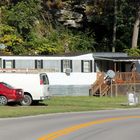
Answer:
[
  {"left": 35, "top": 60, "right": 37, "bottom": 69},
  {"left": 3, "top": 60, "right": 5, "bottom": 68},
  {"left": 90, "top": 60, "right": 92, "bottom": 72},
  {"left": 41, "top": 60, "right": 43, "bottom": 69},
  {"left": 70, "top": 60, "right": 72, "bottom": 72},
  {"left": 94, "top": 61, "right": 96, "bottom": 72},
  {"left": 61, "top": 60, "right": 63, "bottom": 72},
  {"left": 81, "top": 60, "right": 84, "bottom": 72},
  {"left": 13, "top": 60, "right": 15, "bottom": 68}
]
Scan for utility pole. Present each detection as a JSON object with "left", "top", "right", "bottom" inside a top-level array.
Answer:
[{"left": 112, "top": 0, "right": 117, "bottom": 52}]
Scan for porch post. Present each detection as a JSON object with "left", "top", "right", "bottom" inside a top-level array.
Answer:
[
  {"left": 114, "top": 62, "right": 117, "bottom": 72},
  {"left": 115, "top": 83, "right": 118, "bottom": 97}
]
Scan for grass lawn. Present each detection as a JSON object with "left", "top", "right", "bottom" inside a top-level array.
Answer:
[{"left": 0, "top": 96, "right": 139, "bottom": 118}]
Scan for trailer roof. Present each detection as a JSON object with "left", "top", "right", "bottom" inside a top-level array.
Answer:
[{"left": 93, "top": 52, "right": 128, "bottom": 57}]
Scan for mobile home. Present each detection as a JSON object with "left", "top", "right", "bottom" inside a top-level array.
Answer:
[
  {"left": 0, "top": 53, "right": 96, "bottom": 96},
  {"left": 0, "top": 52, "right": 139, "bottom": 96}
]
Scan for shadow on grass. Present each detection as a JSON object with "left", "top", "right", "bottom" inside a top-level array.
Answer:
[
  {"left": 7, "top": 102, "right": 20, "bottom": 106},
  {"left": 7, "top": 102, "right": 48, "bottom": 107},
  {"left": 31, "top": 102, "right": 48, "bottom": 106}
]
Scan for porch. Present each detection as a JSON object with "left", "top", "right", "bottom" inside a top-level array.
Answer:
[{"left": 89, "top": 72, "right": 140, "bottom": 97}]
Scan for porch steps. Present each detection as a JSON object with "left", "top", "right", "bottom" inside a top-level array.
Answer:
[{"left": 89, "top": 72, "right": 111, "bottom": 97}]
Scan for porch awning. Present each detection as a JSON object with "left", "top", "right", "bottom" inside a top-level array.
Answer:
[{"left": 94, "top": 56, "right": 140, "bottom": 62}]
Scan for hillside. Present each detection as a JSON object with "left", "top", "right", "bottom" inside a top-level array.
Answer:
[{"left": 0, "top": 0, "right": 139, "bottom": 55}]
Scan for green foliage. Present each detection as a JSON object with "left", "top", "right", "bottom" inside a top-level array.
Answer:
[
  {"left": 0, "top": 0, "right": 139, "bottom": 55},
  {"left": 6, "top": 0, "right": 41, "bottom": 36},
  {"left": 0, "top": 34, "right": 23, "bottom": 47},
  {"left": 0, "top": 24, "right": 15, "bottom": 35},
  {"left": 0, "top": 24, "right": 24, "bottom": 54},
  {"left": 1, "top": 0, "right": 96, "bottom": 55},
  {"left": 84, "top": 0, "right": 140, "bottom": 52},
  {"left": 124, "top": 48, "right": 140, "bottom": 56},
  {"left": 25, "top": 27, "right": 95, "bottom": 55},
  {"left": 116, "top": 0, "right": 136, "bottom": 51},
  {"left": 25, "top": 29, "right": 64, "bottom": 55},
  {"left": 69, "top": 32, "right": 95, "bottom": 52}
]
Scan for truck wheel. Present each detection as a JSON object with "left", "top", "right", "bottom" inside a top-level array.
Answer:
[
  {"left": 0, "top": 96, "right": 8, "bottom": 105},
  {"left": 20, "top": 94, "right": 32, "bottom": 106}
]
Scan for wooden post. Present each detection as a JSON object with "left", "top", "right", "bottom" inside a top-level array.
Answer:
[
  {"left": 99, "top": 85, "right": 101, "bottom": 97},
  {"left": 110, "top": 79, "right": 113, "bottom": 97},
  {"left": 114, "top": 62, "right": 117, "bottom": 72},
  {"left": 115, "top": 83, "right": 118, "bottom": 97}
]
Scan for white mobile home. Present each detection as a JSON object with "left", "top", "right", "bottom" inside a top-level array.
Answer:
[
  {"left": 0, "top": 52, "right": 138, "bottom": 96},
  {"left": 0, "top": 53, "right": 95, "bottom": 73},
  {"left": 0, "top": 53, "right": 97, "bottom": 96}
]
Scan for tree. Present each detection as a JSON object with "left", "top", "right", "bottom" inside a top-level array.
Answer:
[
  {"left": 132, "top": 5, "right": 140, "bottom": 48},
  {"left": 125, "top": 48, "right": 140, "bottom": 56},
  {"left": 0, "top": 24, "right": 24, "bottom": 54},
  {"left": 1, "top": 0, "right": 139, "bottom": 55},
  {"left": 84, "top": 0, "right": 115, "bottom": 52},
  {"left": 6, "top": 0, "right": 42, "bottom": 38},
  {"left": 112, "top": 0, "right": 117, "bottom": 52}
]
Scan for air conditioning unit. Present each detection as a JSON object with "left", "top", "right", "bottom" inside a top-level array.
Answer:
[{"left": 65, "top": 68, "right": 71, "bottom": 76}]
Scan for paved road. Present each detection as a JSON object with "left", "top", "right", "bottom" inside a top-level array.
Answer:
[{"left": 0, "top": 109, "right": 140, "bottom": 140}]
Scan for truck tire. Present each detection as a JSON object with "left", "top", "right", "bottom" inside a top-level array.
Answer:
[
  {"left": 20, "top": 94, "right": 32, "bottom": 106},
  {"left": 0, "top": 95, "right": 8, "bottom": 105}
]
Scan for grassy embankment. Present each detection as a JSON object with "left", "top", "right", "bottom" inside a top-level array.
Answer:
[{"left": 0, "top": 96, "right": 139, "bottom": 118}]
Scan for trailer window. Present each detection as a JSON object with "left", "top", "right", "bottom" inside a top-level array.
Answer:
[
  {"left": 35, "top": 60, "right": 43, "bottom": 69},
  {"left": 61, "top": 60, "right": 72, "bottom": 72},
  {"left": 82, "top": 60, "right": 92, "bottom": 73},
  {"left": 4, "top": 60, "right": 15, "bottom": 69}
]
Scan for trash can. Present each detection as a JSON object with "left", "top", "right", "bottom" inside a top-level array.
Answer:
[{"left": 127, "top": 92, "right": 139, "bottom": 105}]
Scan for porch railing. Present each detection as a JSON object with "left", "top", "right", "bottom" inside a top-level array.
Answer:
[{"left": 114, "top": 72, "right": 140, "bottom": 84}]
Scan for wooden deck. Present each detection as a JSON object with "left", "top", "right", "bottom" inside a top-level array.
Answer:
[
  {"left": 89, "top": 72, "right": 140, "bottom": 97},
  {"left": 115, "top": 72, "right": 140, "bottom": 84}
]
